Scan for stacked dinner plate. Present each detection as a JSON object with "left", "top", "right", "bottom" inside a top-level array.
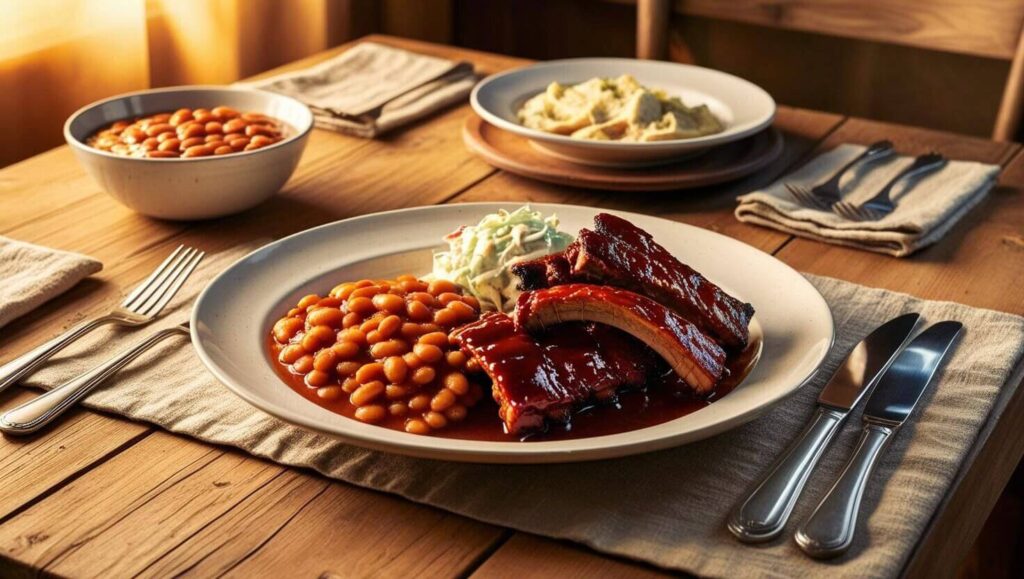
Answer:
[{"left": 465, "top": 58, "right": 780, "bottom": 191}]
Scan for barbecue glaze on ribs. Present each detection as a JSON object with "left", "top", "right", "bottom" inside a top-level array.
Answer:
[
  {"left": 512, "top": 213, "right": 754, "bottom": 350},
  {"left": 514, "top": 284, "right": 726, "bottom": 394},
  {"left": 452, "top": 312, "right": 655, "bottom": 435}
]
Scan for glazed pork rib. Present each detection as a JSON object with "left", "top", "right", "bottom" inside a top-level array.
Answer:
[
  {"left": 508, "top": 252, "right": 574, "bottom": 290},
  {"left": 452, "top": 312, "right": 654, "bottom": 435},
  {"left": 512, "top": 213, "right": 754, "bottom": 349},
  {"left": 515, "top": 284, "right": 726, "bottom": 394}
]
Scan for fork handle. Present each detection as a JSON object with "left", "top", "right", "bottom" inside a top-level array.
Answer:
[
  {"left": 874, "top": 155, "right": 948, "bottom": 199},
  {"left": 818, "top": 140, "right": 894, "bottom": 190},
  {"left": 0, "top": 314, "right": 123, "bottom": 394},
  {"left": 0, "top": 324, "right": 189, "bottom": 435}
]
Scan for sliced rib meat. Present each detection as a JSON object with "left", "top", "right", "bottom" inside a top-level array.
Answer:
[
  {"left": 514, "top": 284, "right": 726, "bottom": 394},
  {"left": 452, "top": 312, "right": 654, "bottom": 435},
  {"left": 509, "top": 252, "right": 574, "bottom": 290},
  {"left": 511, "top": 213, "right": 754, "bottom": 349}
]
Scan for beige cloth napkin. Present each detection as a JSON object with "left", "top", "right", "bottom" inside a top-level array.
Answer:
[
  {"left": 246, "top": 41, "right": 478, "bottom": 138},
  {"left": 19, "top": 245, "right": 1024, "bottom": 578},
  {"left": 735, "top": 145, "right": 1000, "bottom": 257},
  {"left": 0, "top": 237, "right": 101, "bottom": 330}
]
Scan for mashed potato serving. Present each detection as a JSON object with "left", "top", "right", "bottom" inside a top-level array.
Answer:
[{"left": 517, "top": 74, "right": 724, "bottom": 142}]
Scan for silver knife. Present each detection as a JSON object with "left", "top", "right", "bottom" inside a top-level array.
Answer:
[
  {"left": 795, "top": 320, "right": 963, "bottom": 558},
  {"left": 728, "top": 313, "right": 920, "bottom": 542}
]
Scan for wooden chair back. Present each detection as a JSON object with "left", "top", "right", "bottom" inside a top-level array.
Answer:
[{"left": 637, "top": 0, "right": 1024, "bottom": 141}]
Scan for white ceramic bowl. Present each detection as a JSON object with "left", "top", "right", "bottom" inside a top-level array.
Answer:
[
  {"left": 471, "top": 58, "right": 776, "bottom": 167},
  {"left": 64, "top": 85, "right": 314, "bottom": 220}
]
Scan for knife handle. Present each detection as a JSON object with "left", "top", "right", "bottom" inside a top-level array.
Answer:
[
  {"left": 728, "top": 407, "right": 846, "bottom": 542},
  {"left": 795, "top": 422, "right": 894, "bottom": 558}
]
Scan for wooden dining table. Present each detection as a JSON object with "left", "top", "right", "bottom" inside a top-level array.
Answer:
[{"left": 1, "top": 35, "right": 1022, "bottom": 578}]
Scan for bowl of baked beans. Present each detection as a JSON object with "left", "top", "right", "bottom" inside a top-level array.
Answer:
[{"left": 64, "top": 86, "right": 313, "bottom": 220}]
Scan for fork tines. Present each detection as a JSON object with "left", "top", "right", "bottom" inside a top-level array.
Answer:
[
  {"left": 122, "top": 245, "right": 205, "bottom": 317},
  {"left": 832, "top": 201, "right": 862, "bottom": 221},
  {"left": 785, "top": 183, "right": 830, "bottom": 210},
  {"left": 833, "top": 199, "right": 886, "bottom": 222}
]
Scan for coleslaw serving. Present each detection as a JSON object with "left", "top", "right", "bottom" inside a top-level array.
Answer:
[{"left": 431, "top": 206, "right": 573, "bottom": 312}]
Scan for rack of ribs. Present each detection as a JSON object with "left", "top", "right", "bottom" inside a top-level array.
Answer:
[
  {"left": 452, "top": 312, "right": 655, "bottom": 435},
  {"left": 512, "top": 213, "right": 754, "bottom": 350}
]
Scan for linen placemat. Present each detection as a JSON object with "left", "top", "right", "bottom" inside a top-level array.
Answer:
[
  {"left": 245, "top": 41, "right": 478, "bottom": 138},
  {"left": 735, "top": 144, "right": 1000, "bottom": 257},
  {"left": 17, "top": 245, "right": 1024, "bottom": 578},
  {"left": 0, "top": 237, "right": 101, "bottom": 330}
]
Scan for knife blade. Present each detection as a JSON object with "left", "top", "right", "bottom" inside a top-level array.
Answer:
[
  {"left": 795, "top": 320, "right": 963, "bottom": 558},
  {"left": 728, "top": 312, "right": 920, "bottom": 543}
]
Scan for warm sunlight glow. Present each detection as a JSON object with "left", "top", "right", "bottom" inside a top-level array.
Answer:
[
  {"left": 0, "top": 0, "right": 146, "bottom": 60},
  {"left": 0, "top": 0, "right": 149, "bottom": 165},
  {"left": 0, "top": 0, "right": 335, "bottom": 166}
]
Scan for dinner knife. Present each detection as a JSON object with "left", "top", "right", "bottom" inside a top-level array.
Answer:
[
  {"left": 728, "top": 312, "right": 920, "bottom": 543},
  {"left": 795, "top": 320, "right": 963, "bottom": 558}
]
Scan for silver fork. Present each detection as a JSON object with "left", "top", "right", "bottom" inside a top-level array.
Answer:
[
  {"left": 785, "top": 140, "right": 895, "bottom": 209},
  {"left": 0, "top": 245, "right": 204, "bottom": 394},
  {"left": 0, "top": 323, "right": 191, "bottom": 435},
  {"left": 833, "top": 153, "right": 948, "bottom": 221}
]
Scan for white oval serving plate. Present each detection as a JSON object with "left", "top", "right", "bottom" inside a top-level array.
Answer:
[
  {"left": 191, "top": 203, "right": 832, "bottom": 463},
  {"left": 471, "top": 59, "right": 776, "bottom": 167}
]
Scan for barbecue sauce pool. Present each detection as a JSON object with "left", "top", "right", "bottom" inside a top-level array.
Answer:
[{"left": 268, "top": 326, "right": 760, "bottom": 442}]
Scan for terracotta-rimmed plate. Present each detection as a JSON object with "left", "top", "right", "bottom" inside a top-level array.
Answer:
[
  {"left": 464, "top": 115, "right": 783, "bottom": 191},
  {"left": 191, "top": 203, "right": 833, "bottom": 463}
]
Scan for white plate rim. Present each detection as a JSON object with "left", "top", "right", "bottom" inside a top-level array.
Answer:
[
  {"left": 470, "top": 58, "right": 777, "bottom": 152},
  {"left": 190, "top": 203, "right": 833, "bottom": 463}
]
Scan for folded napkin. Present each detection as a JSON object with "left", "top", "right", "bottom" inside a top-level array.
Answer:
[
  {"left": 247, "top": 41, "right": 478, "bottom": 138},
  {"left": 735, "top": 144, "right": 1000, "bottom": 257},
  {"left": 0, "top": 237, "right": 101, "bottom": 330},
  {"left": 19, "top": 244, "right": 1024, "bottom": 578}
]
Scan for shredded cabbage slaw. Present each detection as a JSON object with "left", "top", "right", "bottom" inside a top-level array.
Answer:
[{"left": 431, "top": 206, "right": 573, "bottom": 312}]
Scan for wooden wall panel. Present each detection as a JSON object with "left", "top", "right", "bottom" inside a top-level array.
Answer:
[
  {"left": 673, "top": 18, "right": 1010, "bottom": 138},
  {"left": 453, "top": 0, "right": 636, "bottom": 60},
  {"left": 675, "top": 0, "right": 1024, "bottom": 60},
  {"left": 380, "top": 0, "right": 453, "bottom": 44}
]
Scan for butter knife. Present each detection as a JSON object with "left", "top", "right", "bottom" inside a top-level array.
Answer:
[
  {"left": 728, "top": 312, "right": 920, "bottom": 542},
  {"left": 795, "top": 320, "right": 963, "bottom": 558}
]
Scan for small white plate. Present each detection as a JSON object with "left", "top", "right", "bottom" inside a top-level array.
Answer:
[
  {"left": 471, "top": 58, "right": 776, "bottom": 167},
  {"left": 191, "top": 203, "right": 832, "bottom": 463}
]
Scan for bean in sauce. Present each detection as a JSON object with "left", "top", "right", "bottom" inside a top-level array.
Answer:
[{"left": 87, "top": 107, "right": 286, "bottom": 159}]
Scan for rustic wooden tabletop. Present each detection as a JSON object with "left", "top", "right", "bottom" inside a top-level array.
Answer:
[{"left": 0, "top": 35, "right": 1022, "bottom": 578}]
